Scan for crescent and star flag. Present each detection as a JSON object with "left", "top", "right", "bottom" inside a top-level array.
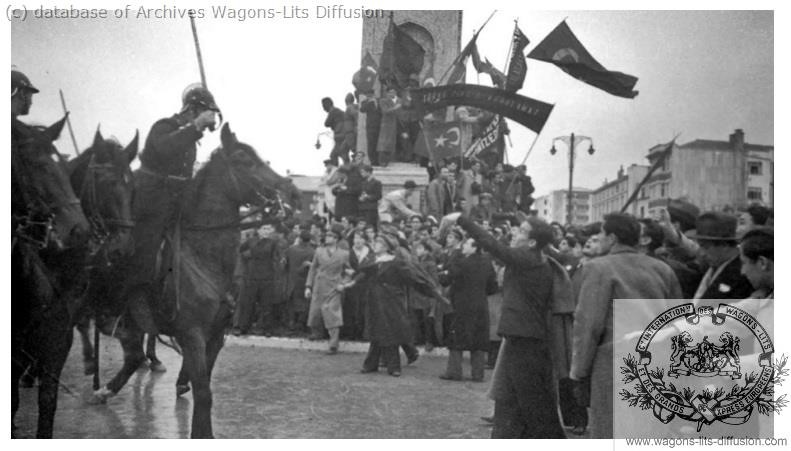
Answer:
[
  {"left": 414, "top": 122, "right": 462, "bottom": 162},
  {"left": 505, "top": 25, "right": 530, "bottom": 92},
  {"left": 352, "top": 51, "right": 378, "bottom": 93},
  {"left": 410, "top": 85, "right": 553, "bottom": 134},
  {"left": 465, "top": 115, "right": 505, "bottom": 167},
  {"left": 379, "top": 18, "right": 425, "bottom": 89},
  {"left": 527, "top": 21, "right": 639, "bottom": 98}
]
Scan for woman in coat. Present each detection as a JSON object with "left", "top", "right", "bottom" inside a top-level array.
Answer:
[
  {"left": 305, "top": 224, "right": 349, "bottom": 353},
  {"left": 440, "top": 237, "right": 497, "bottom": 382},
  {"left": 338, "top": 234, "right": 447, "bottom": 377},
  {"left": 342, "top": 229, "right": 374, "bottom": 340}
]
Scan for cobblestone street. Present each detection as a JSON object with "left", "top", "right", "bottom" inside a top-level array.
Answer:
[{"left": 14, "top": 335, "right": 496, "bottom": 438}]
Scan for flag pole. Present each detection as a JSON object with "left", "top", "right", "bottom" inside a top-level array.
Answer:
[
  {"left": 58, "top": 89, "right": 80, "bottom": 155},
  {"left": 189, "top": 11, "right": 207, "bottom": 88},
  {"left": 437, "top": 10, "right": 496, "bottom": 85},
  {"left": 502, "top": 19, "right": 518, "bottom": 75},
  {"left": 620, "top": 134, "right": 680, "bottom": 213},
  {"left": 504, "top": 120, "right": 544, "bottom": 195}
]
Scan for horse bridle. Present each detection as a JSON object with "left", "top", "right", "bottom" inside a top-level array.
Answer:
[
  {"left": 79, "top": 155, "right": 136, "bottom": 258},
  {"left": 214, "top": 147, "right": 287, "bottom": 215},
  {"left": 12, "top": 139, "right": 82, "bottom": 250}
]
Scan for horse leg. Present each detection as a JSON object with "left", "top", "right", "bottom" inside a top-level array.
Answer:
[
  {"left": 178, "top": 328, "right": 213, "bottom": 438},
  {"left": 90, "top": 329, "right": 146, "bottom": 404},
  {"left": 146, "top": 334, "right": 167, "bottom": 373},
  {"left": 76, "top": 317, "right": 96, "bottom": 375},
  {"left": 176, "top": 361, "right": 190, "bottom": 397},
  {"left": 36, "top": 325, "right": 73, "bottom": 438},
  {"left": 11, "top": 355, "right": 25, "bottom": 437}
]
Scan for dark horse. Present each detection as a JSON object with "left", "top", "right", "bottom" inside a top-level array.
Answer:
[
  {"left": 91, "top": 123, "right": 297, "bottom": 438},
  {"left": 11, "top": 116, "right": 91, "bottom": 438},
  {"left": 68, "top": 129, "right": 139, "bottom": 375}
]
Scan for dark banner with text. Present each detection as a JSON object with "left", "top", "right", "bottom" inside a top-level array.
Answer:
[{"left": 409, "top": 85, "right": 553, "bottom": 134}]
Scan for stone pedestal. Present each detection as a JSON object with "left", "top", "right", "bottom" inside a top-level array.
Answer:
[{"left": 373, "top": 162, "right": 430, "bottom": 214}]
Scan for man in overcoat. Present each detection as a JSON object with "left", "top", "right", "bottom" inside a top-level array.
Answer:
[
  {"left": 305, "top": 224, "right": 350, "bottom": 353},
  {"left": 570, "top": 213, "right": 682, "bottom": 438}
]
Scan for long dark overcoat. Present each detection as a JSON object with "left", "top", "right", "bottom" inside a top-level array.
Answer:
[{"left": 446, "top": 252, "right": 497, "bottom": 351}]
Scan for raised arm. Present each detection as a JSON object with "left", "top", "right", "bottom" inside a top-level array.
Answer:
[{"left": 457, "top": 215, "right": 543, "bottom": 269}]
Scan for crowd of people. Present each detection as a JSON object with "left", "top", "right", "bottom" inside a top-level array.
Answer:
[{"left": 231, "top": 171, "right": 774, "bottom": 438}]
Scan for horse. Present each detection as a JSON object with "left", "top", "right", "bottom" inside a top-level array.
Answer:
[
  {"left": 91, "top": 123, "right": 297, "bottom": 438},
  {"left": 67, "top": 128, "right": 139, "bottom": 376},
  {"left": 11, "top": 115, "right": 92, "bottom": 438}
]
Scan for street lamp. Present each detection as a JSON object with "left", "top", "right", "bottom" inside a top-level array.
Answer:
[
  {"left": 315, "top": 131, "right": 333, "bottom": 150},
  {"left": 550, "top": 133, "right": 595, "bottom": 226}
]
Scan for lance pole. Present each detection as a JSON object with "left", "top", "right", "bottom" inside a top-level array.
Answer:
[
  {"left": 189, "top": 11, "right": 207, "bottom": 88},
  {"left": 58, "top": 90, "right": 80, "bottom": 155}
]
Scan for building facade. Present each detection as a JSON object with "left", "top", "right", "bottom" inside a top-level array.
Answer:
[
  {"left": 590, "top": 164, "right": 649, "bottom": 222},
  {"left": 536, "top": 188, "right": 593, "bottom": 226},
  {"left": 590, "top": 129, "right": 773, "bottom": 222},
  {"left": 643, "top": 129, "right": 773, "bottom": 216}
]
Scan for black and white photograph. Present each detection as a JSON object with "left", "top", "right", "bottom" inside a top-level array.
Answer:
[{"left": 7, "top": 0, "right": 784, "bottom": 443}]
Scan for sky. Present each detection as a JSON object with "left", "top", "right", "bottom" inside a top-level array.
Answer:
[{"left": 10, "top": 2, "right": 773, "bottom": 198}]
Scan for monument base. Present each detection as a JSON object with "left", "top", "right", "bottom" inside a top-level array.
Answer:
[{"left": 373, "top": 162, "right": 429, "bottom": 218}]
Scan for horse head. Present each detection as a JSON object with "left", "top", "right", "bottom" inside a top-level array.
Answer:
[
  {"left": 70, "top": 127, "right": 139, "bottom": 257},
  {"left": 215, "top": 123, "right": 298, "bottom": 219},
  {"left": 13, "top": 115, "right": 90, "bottom": 249}
]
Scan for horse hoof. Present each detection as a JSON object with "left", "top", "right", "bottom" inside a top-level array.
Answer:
[
  {"left": 149, "top": 361, "right": 167, "bottom": 373},
  {"left": 88, "top": 386, "right": 113, "bottom": 405},
  {"left": 176, "top": 384, "right": 191, "bottom": 397}
]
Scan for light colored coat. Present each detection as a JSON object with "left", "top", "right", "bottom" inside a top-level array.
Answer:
[
  {"left": 571, "top": 245, "right": 682, "bottom": 438},
  {"left": 306, "top": 245, "right": 350, "bottom": 329}
]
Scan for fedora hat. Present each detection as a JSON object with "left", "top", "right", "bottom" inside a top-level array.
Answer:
[{"left": 688, "top": 212, "right": 738, "bottom": 241}]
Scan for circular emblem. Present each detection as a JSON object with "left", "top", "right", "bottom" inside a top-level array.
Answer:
[
  {"left": 551, "top": 48, "right": 580, "bottom": 64},
  {"left": 620, "top": 303, "right": 780, "bottom": 431}
]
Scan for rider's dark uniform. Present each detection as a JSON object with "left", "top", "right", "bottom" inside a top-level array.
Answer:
[{"left": 127, "top": 86, "right": 220, "bottom": 291}]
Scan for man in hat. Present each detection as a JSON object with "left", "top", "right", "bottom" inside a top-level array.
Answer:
[
  {"left": 11, "top": 69, "right": 39, "bottom": 120},
  {"left": 379, "top": 180, "right": 421, "bottom": 223},
  {"left": 125, "top": 84, "right": 221, "bottom": 329},
  {"left": 358, "top": 164, "right": 382, "bottom": 227},
  {"left": 739, "top": 227, "right": 773, "bottom": 299},
  {"left": 11, "top": 70, "right": 40, "bottom": 157},
  {"left": 305, "top": 224, "right": 350, "bottom": 353},
  {"left": 690, "top": 212, "right": 753, "bottom": 300},
  {"left": 322, "top": 97, "right": 347, "bottom": 165},
  {"left": 284, "top": 230, "right": 317, "bottom": 333}
]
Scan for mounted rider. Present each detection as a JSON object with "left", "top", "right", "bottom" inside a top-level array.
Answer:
[
  {"left": 11, "top": 70, "right": 40, "bottom": 155},
  {"left": 125, "top": 84, "right": 221, "bottom": 327}
]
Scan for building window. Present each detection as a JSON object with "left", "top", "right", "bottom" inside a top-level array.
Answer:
[
  {"left": 640, "top": 206, "right": 645, "bottom": 217},
  {"left": 641, "top": 188, "right": 646, "bottom": 198},
  {"left": 747, "top": 188, "right": 762, "bottom": 201},
  {"left": 660, "top": 184, "right": 666, "bottom": 198},
  {"left": 748, "top": 162, "right": 762, "bottom": 175}
]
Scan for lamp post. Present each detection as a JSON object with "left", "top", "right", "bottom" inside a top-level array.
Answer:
[{"left": 550, "top": 133, "right": 595, "bottom": 226}]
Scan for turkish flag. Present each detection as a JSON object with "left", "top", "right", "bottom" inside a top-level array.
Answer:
[
  {"left": 414, "top": 121, "right": 462, "bottom": 163},
  {"left": 528, "top": 21, "right": 639, "bottom": 98}
]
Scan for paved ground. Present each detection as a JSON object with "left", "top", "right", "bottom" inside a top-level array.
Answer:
[{"left": 14, "top": 335, "right": 498, "bottom": 438}]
